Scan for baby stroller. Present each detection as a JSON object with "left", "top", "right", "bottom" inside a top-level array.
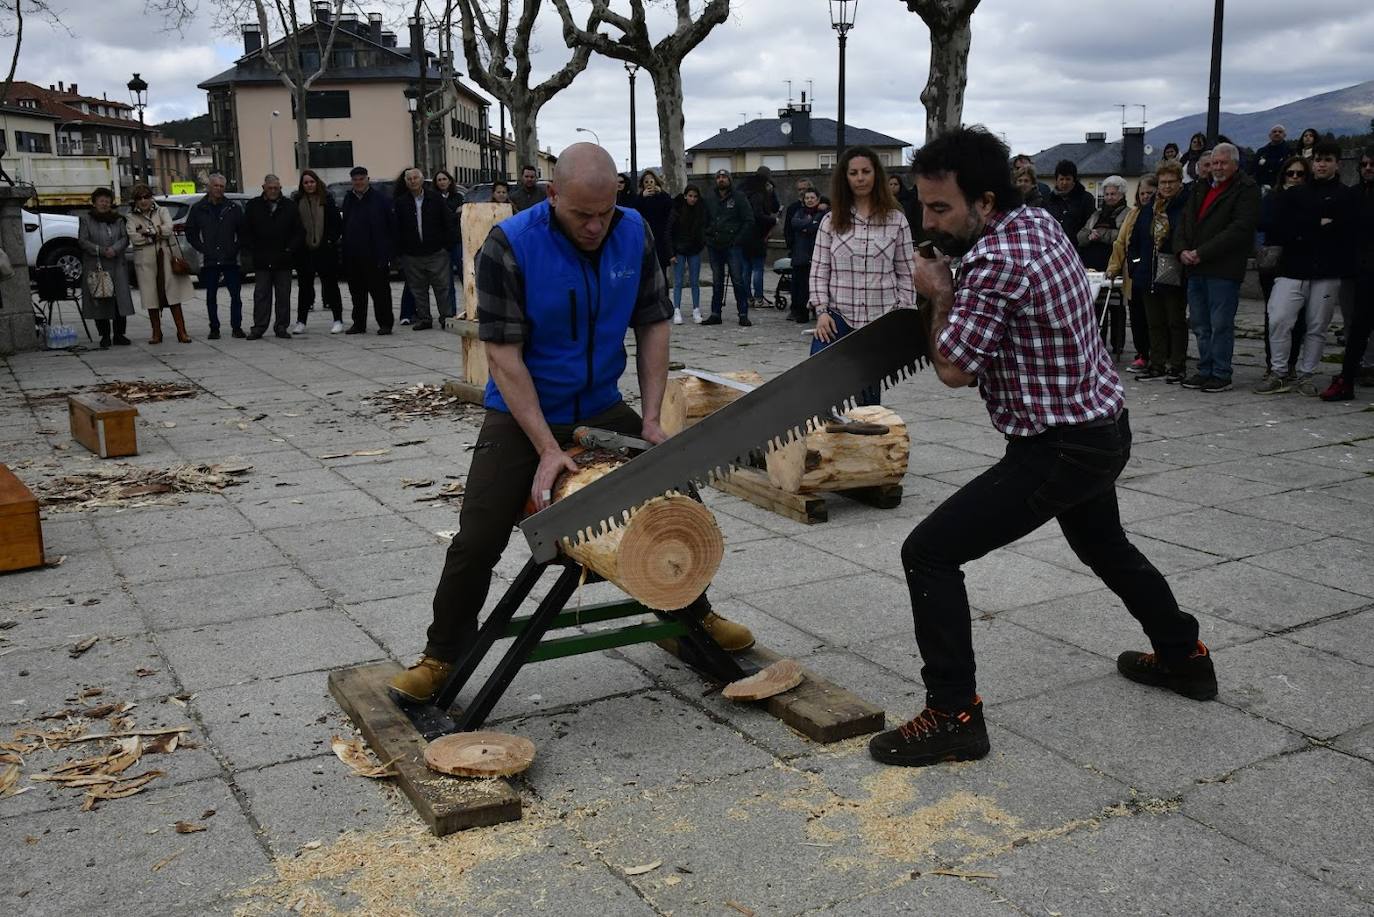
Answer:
[{"left": 771, "top": 257, "right": 793, "bottom": 312}]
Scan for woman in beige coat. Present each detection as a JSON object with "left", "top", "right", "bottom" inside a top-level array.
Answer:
[{"left": 127, "top": 184, "right": 193, "bottom": 343}]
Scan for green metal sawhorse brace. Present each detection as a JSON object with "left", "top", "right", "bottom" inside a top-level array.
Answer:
[{"left": 400, "top": 556, "right": 756, "bottom": 741}]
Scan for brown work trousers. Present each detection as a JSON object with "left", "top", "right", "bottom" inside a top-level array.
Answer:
[{"left": 424, "top": 401, "right": 644, "bottom": 661}]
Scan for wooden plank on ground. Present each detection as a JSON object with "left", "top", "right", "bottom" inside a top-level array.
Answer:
[
  {"left": 656, "top": 641, "right": 884, "bottom": 744},
  {"left": 837, "top": 482, "right": 904, "bottom": 510},
  {"left": 440, "top": 379, "right": 486, "bottom": 405},
  {"left": 328, "top": 661, "right": 521, "bottom": 836},
  {"left": 713, "top": 467, "right": 827, "bottom": 524}
]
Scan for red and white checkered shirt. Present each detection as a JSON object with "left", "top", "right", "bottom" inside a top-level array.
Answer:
[
  {"left": 937, "top": 206, "right": 1124, "bottom": 437},
  {"left": 808, "top": 207, "right": 915, "bottom": 327}
]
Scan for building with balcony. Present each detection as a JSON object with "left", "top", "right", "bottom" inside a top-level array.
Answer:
[
  {"left": 3, "top": 80, "right": 154, "bottom": 192},
  {"left": 198, "top": 4, "right": 492, "bottom": 192}
]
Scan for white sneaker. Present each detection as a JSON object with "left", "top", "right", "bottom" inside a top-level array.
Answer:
[
  {"left": 290, "top": 321, "right": 307, "bottom": 334},
  {"left": 673, "top": 309, "right": 684, "bottom": 325},
  {"left": 692, "top": 308, "right": 703, "bottom": 324},
  {"left": 329, "top": 320, "right": 345, "bottom": 334},
  {"left": 399, "top": 317, "right": 412, "bottom": 326}
]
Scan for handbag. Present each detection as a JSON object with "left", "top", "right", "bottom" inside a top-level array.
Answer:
[
  {"left": 1256, "top": 245, "right": 1282, "bottom": 273},
  {"left": 1153, "top": 251, "right": 1182, "bottom": 287},
  {"left": 169, "top": 230, "right": 192, "bottom": 276},
  {"left": 86, "top": 267, "right": 114, "bottom": 298}
]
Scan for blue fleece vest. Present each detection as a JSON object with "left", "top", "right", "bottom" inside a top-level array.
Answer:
[{"left": 484, "top": 201, "right": 646, "bottom": 424}]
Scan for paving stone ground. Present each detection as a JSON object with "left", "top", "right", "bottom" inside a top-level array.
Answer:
[{"left": 3, "top": 284, "right": 1372, "bottom": 915}]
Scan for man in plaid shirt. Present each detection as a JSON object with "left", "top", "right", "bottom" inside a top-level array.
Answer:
[{"left": 868, "top": 128, "right": 1216, "bottom": 770}]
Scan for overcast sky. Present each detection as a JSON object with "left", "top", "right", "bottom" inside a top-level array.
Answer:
[{"left": 9, "top": 0, "right": 1374, "bottom": 165}]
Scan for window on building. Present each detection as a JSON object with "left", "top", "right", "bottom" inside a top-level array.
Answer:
[
  {"left": 15, "top": 130, "right": 52, "bottom": 153},
  {"left": 292, "top": 90, "right": 351, "bottom": 120},
  {"left": 818, "top": 152, "right": 836, "bottom": 169},
  {"left": 209, "top": 92, "right": 233, "bottom": 140},
  {"left": 299, "top": 48, "right": 320, "bottom": 72},
  {"left": 761, "top": 154, "right": 786, "bottom": 171},
  {"left": 302, "top": 140, "right": 354, "bottom": 169},
  {"left": 334, "top": 47, "right": 355, "bottom": 68},
  {"left": 0, "top": 131, "right": 7, "bottom": 155},
  {"left": 708, "top": 156, "right": 732, "bottom": 173}
]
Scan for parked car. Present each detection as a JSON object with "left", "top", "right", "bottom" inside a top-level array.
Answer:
[
  {"left": 22, "top": 209, "right": 82, "bottom": 284},
  {"left": 117, "top": 193, "right": 255, "bottom": 281}
]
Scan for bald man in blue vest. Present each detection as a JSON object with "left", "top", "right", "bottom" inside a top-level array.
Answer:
[{"left": 391, "top": 143, "right": 753, "bottom": 703}]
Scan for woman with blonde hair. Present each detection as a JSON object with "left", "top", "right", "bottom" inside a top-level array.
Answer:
[{"left": 126, "top": 183, "right": 194, "bottom": 343}]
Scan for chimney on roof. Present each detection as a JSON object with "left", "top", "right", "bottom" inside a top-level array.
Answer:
[
  {"left": 69, "top": 83, "right": 77, "bottom": 95},
  {"left": 368, "top": 12, "right": 383, "bottom": 41},
  {"left": 57, "top": 81, "right": 64, "bottom": 92},
  {"left": 1085, "top": 131, "right": 1107, "bottom": 144},
  {"left": 243, "top": 23, "right": 262, "bottom": 54},
  {"left": 314, "top": 1, "right": 331, "bottom": 24},
  {"left": 1121, "top": 126, "right": 1145, "bottom": 175},
  {"left": 778, "top": 92, "right": 812, "bottom": 146},
  {"left": 382, "top": 30, "right": 397, "bottom": 48},
  {"left": 408, "top": 15, "right": 424, "bottom": 62}
]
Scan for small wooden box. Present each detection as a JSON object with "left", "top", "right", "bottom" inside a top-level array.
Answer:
[
  {"left": 0, "top": 463, "right": 45, "bottom": 573},
  {"left": 68, "top": 392, "right": 139, "bottom": 458}
]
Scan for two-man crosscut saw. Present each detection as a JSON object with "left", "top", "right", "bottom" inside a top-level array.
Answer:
[{"left": 519, "top": 307, "right": 929, "bottom": 562}]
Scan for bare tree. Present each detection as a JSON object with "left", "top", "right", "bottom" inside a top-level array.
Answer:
[
  {"left": 552, "top": 0, "right": 728, "bottom": 193},
  {"left": 208, "top": 0, "right": 345, "bottom": 176},
  {"left": 0, "top": 0, "right": 66, "bottom": 106},
  {"left": 903, "top": 0, "right": 981, "bottom": 142},
  {"left": 455, "top": 0, "right": 596, "bottom": 174},
  {"left": 409, "top": 0, "right": 469, "bottom": 175}
]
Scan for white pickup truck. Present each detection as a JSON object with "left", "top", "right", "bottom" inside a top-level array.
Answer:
[{"left": 22, "top": 209, "right": 83, "bottom": 283}]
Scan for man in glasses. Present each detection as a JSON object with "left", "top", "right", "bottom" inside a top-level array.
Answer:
[
  {"left": 1260, "top": 140, "right": 1358, "bottom": 396},
  {"left": 1250, "top": 125, "right": 1291, "bottom": 191},
  {"left": 1321, "top": 151, "right": 1374, "bottom": 400}
]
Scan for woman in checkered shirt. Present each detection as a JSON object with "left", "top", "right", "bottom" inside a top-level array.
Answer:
[{"left": 808, "top": 146, "right": 916, "bottom": 404}]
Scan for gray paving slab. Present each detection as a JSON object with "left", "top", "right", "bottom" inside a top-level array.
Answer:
[
  {"left": 0, "top": 778, "right": 271, "bottom": 917},
  {"left": 960, "top": 549, "right": 1104, "bottom": 614},
  {"left": 1285, "top": 606, "right": 1374, "bottom": 667},
  {"left": 807, "top": 875, "right": 1024, "bottom": 915},
  {"left": 1246, "top": 537, "right": 1374, "bottom": 597},
  {"left": 111, "top": 530, "right": 274, "bottom": 585},
  {"left": 155, "top": 607, "right": 383, "bottom": 691},
  {"left": 129, "top": 565, "right": 331, "bottom": 630},
  {"left": 1012, "top": 529, "right": 1221, "bottom": 576},
  {"left": 233, "top": 755, "right": 401, "bottom": 856},
  {"left": 311, "top": 543, "right": 447, "bottom": 604},
  {"left": 1184, "top": 747, "right": 1374, "bottom": 904},
  {"left": 992, "top": 676, "right": 1303, "bottom": 795},
  {"left": 0, "top": 634, "right": 177, "bottom": 726},
  {"left": 968, "top": 811, "right": 1369, "bottom": 917},
  {"left": 1317, "top": 474, "right": 1374, "bottom": 506},
  {"left": 1215, "top": 637, "right": 1374, "bottom": 738},
  {"left": 260, "top": 513, "right": 439, "bottom": 564},
  {"left": 1125, "top": 506, "right": 1318, "bottom": 560},
  {"left": 1165, "top": 560, "right": 1370, "bottom": 631},
  {"left": 1129, "top": 437, "right": 1253, "bottom": 468},
  {"left": 0, "top": 592, "right": 145, "bottom": 654},
  {"left": 707, "top": 536, "right": 865, "bottom": 598},
  {"left": 1221, "top": 486, "right": 1374, "bottom": 545},
  {"left": 193, "top": 670, "right": 347, "bottom": 771},
  {"left": 742, "top": 573, "right": 912, "bottom": 647},
  {"left": 89, "top": 500, "right": 253, "bottom": 545},
  {"left": 1119, "top": 467, "right": 1289, "bottom": 505},
  {"left": 0, "top": 548, "right": 119, "bottom": 602},
  {"left": 1285, "top": 439, "right": 1374, "bottom": 473},
  {"left": 233, "top": 488, "right": 391, "bottom": 530}
]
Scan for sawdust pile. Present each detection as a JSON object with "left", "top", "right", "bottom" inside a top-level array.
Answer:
[
  {"left": 233, "top": 815, "right": 548, "bottom": 916},
  {"left": 33, "top": 461, "right": 252, "bottom": 512},
  {"left": 362, "top": 384, "right": 481, "bottom": 421}
]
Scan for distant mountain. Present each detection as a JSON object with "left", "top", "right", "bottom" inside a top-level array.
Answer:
[
  {"left": 1144, "top": 80, "right": 1374, "bottom": 149},
  {"left": 154, "top": 113, "right": 210, "bottom": 146}
]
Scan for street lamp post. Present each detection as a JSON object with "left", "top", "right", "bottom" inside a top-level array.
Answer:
[
  {"left": 828, "top": 0, "right": 857, "bottom": 163},
  {"left": 575, "top": 126, "right": 601, "bottom": 146},
  {"left": 625, "top": 62, "right": 639, "bottom": 177},
  {"left": 404, "top": 86, "right": 420, "bottom": 169},
  {"left": 126, "top": 73, "right": 148, "bottom": 192},
  {"left": 268, "top": 110, "right": 280, "bottom": 176},
  {"left": 1205, "top": 0, "right": 1224, "bottom": 145}
]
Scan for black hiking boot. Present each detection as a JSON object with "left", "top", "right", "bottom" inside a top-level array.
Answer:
[
  {"left": 1117, "top": 641, "right": 1218, "bottom": 700},
  {"left": 868, "top": 697, "right": 991, "bottom": 767}
]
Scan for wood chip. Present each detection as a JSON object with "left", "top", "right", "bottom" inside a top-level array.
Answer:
[
  {"left": 144, "top": 733, "right": 179, "bottom": 754},
  {"left": 330, "top": 736, "right": 398, "bottom": 779},
  {"left": 68, "top": 636, "right": 99, "bottom": 658},
  {"left": 150, "top": 849, "right": 184, "bottom": 871},
  {"left": 929, "top": 869, "right": 1000, "bottom": 879},
  {"left": 133, "top": 667, "right": 158, "bottom": 678},
  {"left": 174, "top": 821, "right": 206, "bottom": 834},
  {"left": 64, "top": 726, "right": 191, "bottom": 745},
  {"left": 726, "top": 901, "right": 755, "bottom": 917},
  {"left": 722, "top": 659, "right": 804, "bottom": 702},
  {"left": 621, "top": 860, "right": 662, "bottom": 876},
  {"left": 35, "top": 462, "right": 251, "bottom": 512},
  {"left": 0, "top": 762, "right": 18, "bottom": 796}
]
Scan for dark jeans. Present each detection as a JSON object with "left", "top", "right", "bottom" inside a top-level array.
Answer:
[
  {"left": 201, "top": 263, "right": 243, "bottom": 331},
  {"left": 1340, "top": 270, "right": 1374, "bottom": 381},
  {"left": 791, "top": 262, "right": 811, "bottom": 319},
  {"left": 809, "top": 311, "right": 879, "bottom": 405},
  {"left": 94, "top": 316, "right": 127, "bottom": 340},
  {"left": 900, "top": 410, "right": 1198, "bottom": 709},
  {"left": 347, "top": 259, "right": 394, "bottom": 330},
  {"left": 1098, "top": 283, "right": 1126, "bottom": 355},
  {"left": 1144, "top": 286, "right": 1189, "bottom": 373},
  {"left": 426, "top": 401, "right": 642, "bottom": 661},
  {"left": 297, "top": 245, "right": 342, "bottom": 323},
  {"left": 707, "top": 244, "right": 749, "bottom": 318},
  {"left": 1187, "top": 275, "right": 1241, "bottom": 381},
  {"left": 1127, "top": 285, "right": 1149, "bottom": 360},
  {"left": 252, "top": 268, "right": 292, "bottom": 334}
]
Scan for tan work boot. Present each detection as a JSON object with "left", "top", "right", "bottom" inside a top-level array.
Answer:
[
  {"left": 701, "top": 611, "right": 755, "bottom": 652},
  {"left": 388, "top": 656, "right": 453, "bottom": 703}
]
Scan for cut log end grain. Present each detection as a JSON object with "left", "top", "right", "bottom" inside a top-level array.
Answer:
[
  {"left": 722, "top": 658, "right": 805, "bottom": 701},
  {"left": 423, "top": 732, "right": 536, "bottom": 778}
]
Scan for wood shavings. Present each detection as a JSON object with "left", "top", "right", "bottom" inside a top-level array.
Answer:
[
  {"left": 726, "top": 901, "right": 756, "bottom": 916},
  {"left": 0, "top": 762, "right": 18, "bottom": 796},
  {"left": 319, "top": 449, "right": 391, "bottom": 459},
  {"left": 33, "top": 462, "right": 252, "bottom": 512},
  {"left": 413, "top": 481, "right": 465, "bottom": 504},
  {"left": 174, "top": 820, "right": 206, "bottom": 834},
  {"left": 621, "top": 859, "right": 662, "bottom": 876},
  {"left": 400, "top": 478, "right": 434, "bottom": 489},
  {"left": 330, "top": 735, "right": 398, "bottom": 779},
  {"left": 81, "top": 769, "right": 164, "bottom": 810},
  {"left": 361, "top": 383, "right": 476, "bottom": 420},
  {"left": 150, "top": 849, "right": 184, "bottom": 871},
  {"left": 69, "top": 636, "right": 98, "bottom": 658},
  {"left": 134, "top": 667, "right": 158, "bottom": 678},
  {"left": 27, "top": 380, "right": 199, "bottom": 405}
]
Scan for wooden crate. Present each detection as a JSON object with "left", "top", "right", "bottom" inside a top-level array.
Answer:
[
  {"left": 0, "top": 463, "right": 45, "bottom": 573},
  {"left": 68, "top": 392, "right": 139, "bottom": 458}
]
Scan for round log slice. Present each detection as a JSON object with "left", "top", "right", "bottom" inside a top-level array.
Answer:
[
  {"left": 424, "top": 731, "right": 537, "bottom": 778},
  {"left": 722, "top": 658, "right": 805, "bottom": 701}
]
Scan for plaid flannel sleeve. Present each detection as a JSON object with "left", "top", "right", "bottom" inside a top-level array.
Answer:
[
  {"left": 630, "top": 222, "right": 673, "bottom": 327},
  {"left": 937, "top": 252, "right": 1027, "bottom": 376},
  {"left": 475, "top": 226, "right": 527, "bottom": 343}
]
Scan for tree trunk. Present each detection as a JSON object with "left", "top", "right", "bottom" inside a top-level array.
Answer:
[
  {"left": 508, "top": 101, "right": 541, "bottom": 176},
  {"left": 648, "top": 64, "right": 686, "bottom": 194},
  {"left": 917, "top": 13, "right": 975, "bottom": 142},
  {"left": 552, "top": 452, "right": 724, "bottom": 611},
  {"left": 293, "top": 83, "right": 309, "bottom": 174}
]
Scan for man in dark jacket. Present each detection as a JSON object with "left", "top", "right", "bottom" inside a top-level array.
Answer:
[
  {"left": 184, "top": 173, "right": 245, "bottom": 339},
  {"left": 241, "top": 174, "right": 303, "bottom": 340},
  {"left": 1173, "top": 142, "right": 1262, "bottom": 392},
  {"left": 1044, "top": 160, "right": 1096, "bottom": 248},
  {"left": 340, "top": 166, "right": 396, "bottom": 335},
  {"left": 1322, "top": 150, "right": 1374, "bottom": 400},
  {"left": 1249, "top": 125, "right": 1292, "bottom": 191},
  {"left": 394, "top": 167, "right": 458, "bottom": 331},
  {"left": 701, "top": 169, "right": 753, "bottom": 326},
  {"left": 1256, "top": 140, "right": 1358, "bottom": 395},
  {"left": 509, "top": 165, "right": 547, "bottom": 213}
]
